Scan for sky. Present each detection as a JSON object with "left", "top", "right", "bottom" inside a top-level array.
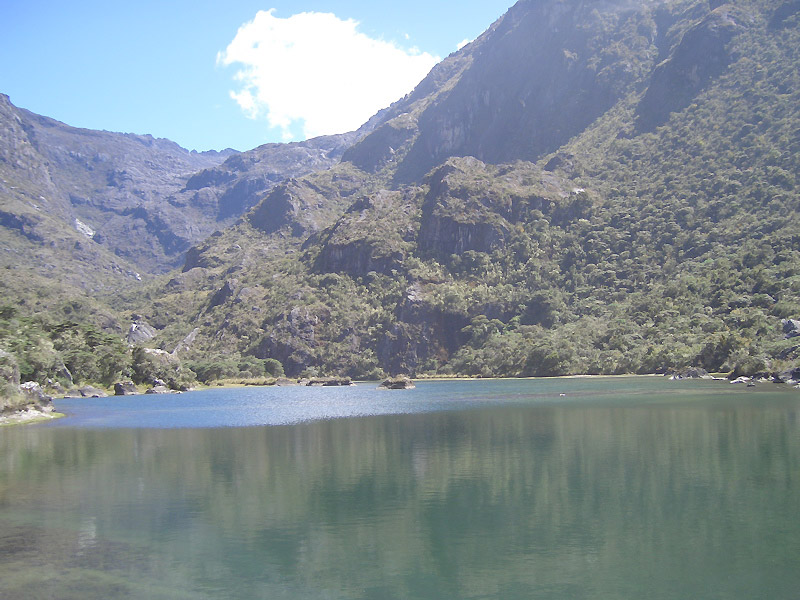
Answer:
[{"left": 1, "top": 1, "right": 512, "bottom": 152}]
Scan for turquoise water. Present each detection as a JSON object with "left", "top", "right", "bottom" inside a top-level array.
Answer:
[{"left": 1, "top": 378, "right": 799, "bottom": 598}]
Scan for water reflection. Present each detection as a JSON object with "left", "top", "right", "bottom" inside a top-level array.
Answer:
[{"left": 1, "top": 383, "right": 799, "bottom": 599}]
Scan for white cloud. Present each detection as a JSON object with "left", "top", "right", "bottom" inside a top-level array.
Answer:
[
  {"left": 457, "top": 38, "right": 472, "bottom": 50},
  {"left": 218, "top": 10, "right": 440, "bottom": 141}
]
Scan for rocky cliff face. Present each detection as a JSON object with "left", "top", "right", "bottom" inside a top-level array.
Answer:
[
  {"left": 183, "top": 134, "right": 360, "bottom": 222},
  {"left": 0, "top": 94, "right": 235, "bottom": 272},
  {"left": 636, "top": 4, "right": 747, "bottom": 131},
  {"left": 313, "top": 189, "right": 420, "bottom": 277},
  {"left": 0, "top": 94, "right": 375, "bottom": 277},
  {"left": 343, "top": 0, "right": 669, "bottom": 183}
]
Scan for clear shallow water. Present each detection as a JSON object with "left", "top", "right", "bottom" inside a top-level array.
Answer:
[{"left": 1, "top": 378, "right": 799, "bottom": 599}]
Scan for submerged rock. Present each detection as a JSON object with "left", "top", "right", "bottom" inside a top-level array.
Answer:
[
  {"left": 379, "top": 376, "right": 416, "bottom": 390},
  {"left": 306, "top": 377, "right": 353, "bottom": 387}
]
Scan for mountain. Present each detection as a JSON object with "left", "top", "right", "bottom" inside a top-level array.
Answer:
[
  {"left": 0, "top": 94, "right": 235, "bottom": 274},
  {"left": 141, "top": 0, "right": 800, "bottom": 380},
  {"left": 345, "top": 0, "right": 659, "bottom": 182},
  {"left": 0, "top": 94, "right": 381, "bottom": 278},
  {"left": 0, "top": 93, "right": 375, "bottom": 391},
  {"left": 3, "top": 0, "right": 800, "bottom": 390}
]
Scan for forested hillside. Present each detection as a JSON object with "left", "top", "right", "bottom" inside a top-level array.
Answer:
[{"left": 135, "top": 0, "right": 800, "bottom": 379}]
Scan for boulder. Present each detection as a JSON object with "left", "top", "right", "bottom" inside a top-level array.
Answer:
[
  {"left": 306, "top": 377, "right": 353, "bottom": 387},
  {"left": 127, "top": 316, "right": 157, "bottom": 344},
  {"left": 114, "top": 381, "right": 138, "bottom": 396},
  {"left": 145, "top": 385, "right": 171, "bottom": 394},
  {"left": 20, "top": 381, "right": 53, "bottom": 407},
  {"left": 669, "top": 367, "right": 711, "bottom": 380},
  {"left": 80, "top": 386, "right": 108, "bottom": 398},
  {"left": 379, "top": 376, "right": 416, "bottom": 390},
  {"left": 46, "top": 379, "right": 67, "bottom": 395},
  {"left": 782, "top": 319, "right": 800, "bottom": 339},
  {"left": 777, "top": 344, "right": 800, "bottom": 360},
  {"left": 206, "top": 279, "right": 239, "bottom": 312},
  {"left": 775, "top": 367, "right": 800, "bottom": 384}
]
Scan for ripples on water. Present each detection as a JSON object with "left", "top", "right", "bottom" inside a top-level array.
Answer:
[{"left": 1, "top": 378, "right": 799, "bottom": 599}]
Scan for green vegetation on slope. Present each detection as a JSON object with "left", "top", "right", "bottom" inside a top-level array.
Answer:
[
  {"left": 3, "top": 0, "right": 800, "bottom": 388},
  {"left": 131, "top": 0, "right": 800, "bottom": 379}
]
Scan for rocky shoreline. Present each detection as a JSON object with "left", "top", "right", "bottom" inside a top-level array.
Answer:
[
  {"left": 3, "top": 370, "right": 798, "bottom": 428},
  {"left": 0, "top": 406, "right": 63, "bottom": 426}
]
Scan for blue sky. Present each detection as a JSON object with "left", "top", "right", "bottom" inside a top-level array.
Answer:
[{"left": 1, "top": 1, "right": 512, "bottom": 152}]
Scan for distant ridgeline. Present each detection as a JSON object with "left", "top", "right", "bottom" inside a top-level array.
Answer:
[{"left": 1, "top": 0, "right": 800, "bottom": 394}]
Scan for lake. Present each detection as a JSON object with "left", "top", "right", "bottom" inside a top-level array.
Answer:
[{"left": 1, "top": 377, "right": 799, "bottom": 599}]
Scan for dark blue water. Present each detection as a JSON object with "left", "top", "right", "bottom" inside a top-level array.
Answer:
[{"left": 2, "top": 378, "right": 799, "bottom": 599}]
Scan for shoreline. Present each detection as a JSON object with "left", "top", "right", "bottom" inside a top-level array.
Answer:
[
  {"left": 19, "top": 373, "right": 794, "bottom": 427},
  {"left": 0, "top": 407, "right": 65, "bottom": 427}
]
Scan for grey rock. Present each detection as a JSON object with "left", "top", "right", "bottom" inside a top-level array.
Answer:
[
  {"left": 776, "top": 367, "right": 800, "bottom": 384},
  {"left": 79, "top": 386, "right": 108, "bottom": 398},
  {"left": 46, "top": 379, "right": 67, "bottom": 395},
  {"left": 114, "top": 381, "right": 138, "bottom": 396},
  {"left": 670, "top": 367, "right": 711, "bottom": 380},
  {"left": 636, "top": 6, "right": 746, "bottom": 131},
  {"left": 782, "top": 319, "right": 800, "bottom": 339},
  {"left": 145, "top": 385, "right": 171, "bottom": 394},
  {"left": 172, "top": 328, "right": 199, "bottom": 356},
  {"left": 379, "top": 376, "right": 416, "bottom": 390},
  {"left": 206, "top": 279, "right": 238, "bottom": 312},
  {"left": 306, "top": 377, "right": 353, "bottom": 387},
  {"left": 20, "top": 381, "right": 53, "bottom": 406},
  {"left": 127, "top": 318, "right": 158, "bottom": 344}
]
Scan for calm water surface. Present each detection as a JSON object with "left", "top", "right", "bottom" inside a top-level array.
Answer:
[{"left": 1, "top": 378, "right": 799, "bottom": 599}]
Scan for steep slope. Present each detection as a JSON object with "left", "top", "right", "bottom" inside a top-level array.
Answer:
[
  {"left": 0, "top": 94, "right": 375, "bottom": 275},
  {"left": 138, "top": 0, "right": 800, "bottom": 381},
  {"left": 179, "top": 129, "right": 370, "bottom": 223},
  {"left": 344, "top": 0, "right": 662, "bottom": 182},
  {"left": 0, "top": 94, "right": 235, "bottom": 273},
  {"left": 0, "top": 95, "right": 374, "bottom": 390}
]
